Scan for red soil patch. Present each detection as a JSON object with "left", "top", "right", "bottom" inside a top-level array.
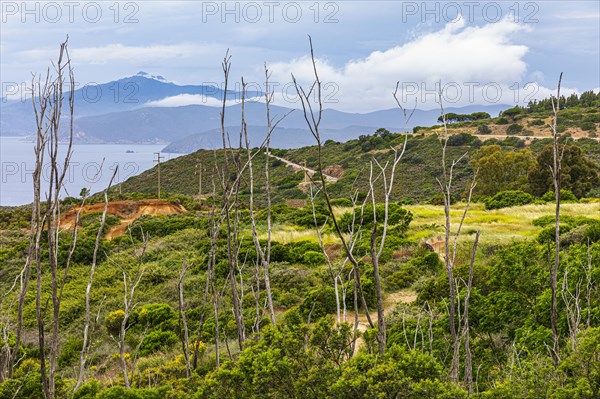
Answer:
[{"left": 61, "top": 199, "right": 186, "bottom": 239}]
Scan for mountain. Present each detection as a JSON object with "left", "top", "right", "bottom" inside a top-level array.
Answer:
[
  {"left": 0, "top": 71, "right": 510, "bottom": 145},
  {"left": 0, "top": 72, "right": 253, "bottom": 136},
  {"left": 73, "top": 101, "right": 509, "bottom": 148}
]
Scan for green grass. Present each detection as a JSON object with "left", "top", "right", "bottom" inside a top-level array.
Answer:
[{"left": 405, "top": 202, "right": 600, "bottom": 245}]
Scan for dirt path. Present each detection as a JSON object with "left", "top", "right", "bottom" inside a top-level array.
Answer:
[
  {"left": 425, "top": 235, "right": 446, "bottom": 260},
  {"left": 61, "top": 199, "right": 186, "bottom": 239},
  {"left": 351, "top": 289, "right": 417, "bottom": 354},
  {"left": 266, "top": 152, "right": 338, "bottom": 182},
  {"left": 472, "top": 134, "right": 599, "bottom": 142}
]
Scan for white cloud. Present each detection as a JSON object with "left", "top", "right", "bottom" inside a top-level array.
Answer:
[
  {"left": 16, "top": 43, "right": 216, "bottom": 65},
  {"left": 145, "top": 93, "right": 262, "bottom": 108},
  {"left": 269, "top": 17, "right": 534, "bottom": 111}
]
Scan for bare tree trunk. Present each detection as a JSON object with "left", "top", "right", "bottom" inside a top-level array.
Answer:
[
  {"left": 435, "top": 85, "right": 478, "bottom": 384},
  {"left": 549, "top": 73, "right": 564, "bottom": 366},
  {"left": 25, "top": 38, "right": 76, "bottom": 399},
  {"left": 218, "top": 51, "right": 245, "bottom": 350},
  {"left": 463, "top": 231, "right": 480, "bottom": 396},
  {"left": 8, "top": 75, "right": 49, "bottom": 379},
  {"left": 75, "top": 166, "right": 118, "bottom": 391},
  {"left": 585, "top": 242, "right": 593, "bottom": 328},
  {"left": 292, "top": 37, "right": 376, "bottom": 339},
  {"left": 115, "top": 231, "right": 148, "bottom": 389},
  {"left": 178, "top": 257, "right": 191, "bottom": 378}
]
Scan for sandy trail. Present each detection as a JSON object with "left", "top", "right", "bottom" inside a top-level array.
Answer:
[
  {"left": 60, "top": 199, "right": 186, "bottom": 239},
  {"left": 346, "top": 289, "right": 417, "bottom": 354},
  {"left": 266, "top": 152, "right": 338, "bottom": 182}
]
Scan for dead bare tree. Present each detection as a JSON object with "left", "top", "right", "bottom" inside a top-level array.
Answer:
[
  {"left": 74, "top": 166, "right": 118, "bottom": 391},
  {"left": 549, "top": 73, "right": 564, "bottom": 366},
  {"left": 217, "top": 51, "right": 245, "bottom": 350},
  {"left": 178, "top": 256, "right": 192, "bottom": 378},
  {"left": 2, "top": 71, "right": 53, "bottom": 377},
  {"left": 462, "top": 230, "right": 480, "bottom": 396},
  {"left": 366, "top": 87, "right": 412, "bottom": 353},
  {"left": 242, "top": 68, "right": 291, "bottom": 329},
  {"left": 112, "top": 229, "right": 149, "bottom": 389},
  {"left": 584, "top": 241, "right": 594, "bottom": 328},
  {"left": 292, "top": 37, "right": 377, "bottom": 352},
  {"left": 561, "top": 262, "right": 582, "bottom": 351},
  {"left": 15, "top": 38, "right": 78, "bottom": 399},
  {"left": 435, "top": 84, "right": 478, "bottom": 384}
]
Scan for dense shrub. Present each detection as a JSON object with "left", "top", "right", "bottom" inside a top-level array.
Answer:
[
  {"left": 541, "top": 189, "right": 578, "bottom": 202},
  {"left": 338, "top": 202, "right": 412, "bottom": 234},
  {"left": 485, "top": 190, "right": 534, "bottom": 209},
  {"left": 130, "top": 214, "right": 206, "bottom": 239},
  {"left": 299, "top": 286, "right": 338, "bottom": 320},
  {"left": 329, "top": 198, "right": 353, "bottom": 207},
  {"left": 303, "top": 250, "right": 327, "bottom": 266},
  {"left": 537, "top": 224, "right": 573, "bottom": 243},
  {"left": 446, "top": 132, "right": 480, "bottom": 147},
  {"left": 138, "top": 330, "right": 179, "bottom": 357},
  {"left": 506, "top": 123, "right": 523, "bottom": 135},
  {"left": 477, "top": 124, "right": 491, "bottom": 134}
]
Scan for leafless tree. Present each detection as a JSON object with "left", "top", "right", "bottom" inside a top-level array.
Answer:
[
  {"left": 111, "top": 229, "right": 149, "bottom": 389},
  {"left": 14, "top": 38, "right": 77, "bottom": 399},
  {"left": 549, "top": 73, "right": 564, "bottom": 366},
  {"left": 242, "top": 68, "right": 291, "bottom": 329},
  {"left": 74, "top": 166, "right": 118, "bottom": 391},
  {"left": 462, "top": 230, "right": 480, "bottom": 395},
  {"left": 218, "top": 51, "right": 245, "bottom": 350},
  {"left": 292, "top": 37, "right": 377, "bottom": 354},
  {"left": 178, "top": 256, "right": 191, "bottom": 378},
  {"left": 436, "top": 84, "right": 478, "bottom": 383},
  {"left": 561, "top": 261, "right": 582, "bottom": 351},
  {"left": 584, "top": 241, "right": 594, "bottom": 328}
]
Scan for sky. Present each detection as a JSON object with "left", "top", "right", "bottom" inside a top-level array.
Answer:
[{"left": 1, "top": 1, "right": 599, "bottom": 112}]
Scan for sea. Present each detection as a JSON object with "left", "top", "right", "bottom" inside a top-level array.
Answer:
[{"left": 0, "top": 136, "right": 182, "bottom": 206}]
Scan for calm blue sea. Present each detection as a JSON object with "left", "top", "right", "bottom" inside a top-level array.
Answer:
[{"left": 0, "top": 136, "right": 181, "bottom": 206}]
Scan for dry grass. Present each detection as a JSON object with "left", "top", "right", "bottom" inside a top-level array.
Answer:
[
  {"left": 405, "top": 202, "right": 600, "bottom": 246},
  {"left": 258, "top": 202, "right": 598, "bottom": 247}
]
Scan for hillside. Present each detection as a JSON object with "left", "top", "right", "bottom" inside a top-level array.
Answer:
[
  {"left": 415, "top": 90, "right": 600, "bottom": 141},
  {"left": 1, "top": 91, "right": 599, "bottom": 399}
]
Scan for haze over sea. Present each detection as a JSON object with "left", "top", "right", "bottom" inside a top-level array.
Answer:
[{"left": 0, "top": 136, "right": 180, "bottom": 206}]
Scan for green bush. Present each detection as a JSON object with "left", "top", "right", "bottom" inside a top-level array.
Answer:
[
  {"left": 477, "top": 124, "right": 491, "bottom": 135},
  {"left": 138, "top": 330, "right": 179, "bottom": 357},
  {"left": 541, "top": 189, "right": 578, "bottom": 202},
  {"left": 485, "top": 190, "right": 534, "bottom": 209},
  {"left": 300, "top": 286, "right": 337, "bottom": 320},
  {"left": 446, "top": 133, "right": 480, "bottom": 147},
  {"left": 537, "top": 224, "right": 573, "bottom": 243},
  {"left": 303, "top": 250, "right": 326, "bottom": 266},
  {"left": 506, "top": 123, "right": 523, "bottom": 135},
  {"left": 329, "top": 198, "right": 353, "bottom": 207},
  {"left": 528, "top": 119, "right": 545, "bottom": 126},
  {"left": 428, "top": 193, "right": 457, "bottom": 206},
  {"left": 58, "top": 337, "right": 82, "bottom": 368}
]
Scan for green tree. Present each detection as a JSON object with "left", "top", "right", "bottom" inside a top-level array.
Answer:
[
  {"left": 471, "top": 145, "right": 536, "bottom": 196},
  {"left": 528, "top": 145, "right": 600, "bottom": 198}
]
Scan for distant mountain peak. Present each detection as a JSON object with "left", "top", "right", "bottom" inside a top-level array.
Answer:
[{"left": 134, "top": 71, "right": 169, "bottom": 83}]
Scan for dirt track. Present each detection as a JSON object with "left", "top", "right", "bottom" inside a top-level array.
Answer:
[
  {"left": 352, "top": 289, "right": 417, "bottom": 354},
  {"left": 266, "top": 152, "right": 338, "bottom": 182},
  {"left": 61, "top": 199, "right": 186, "bottom": 239}
]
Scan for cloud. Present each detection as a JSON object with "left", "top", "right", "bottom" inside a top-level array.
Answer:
[
  {"left": 145, "top": 93, "right": 261, "bottom": 108},
  {"left": 17, "top": 43, "right": 215, "bottom": 65},
  {"left": 268, "top": 17, "right": 534, "bottom": 111}
]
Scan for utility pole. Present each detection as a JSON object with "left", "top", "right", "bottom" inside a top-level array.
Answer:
[
  {"left": 154, "top": 152, "right": 164, "bottom": 199},
  {"left": 304, "top": 159, "right": 310, "bottom": 183},
  {"left": 197, "top": 160, "right": 203, "bottom": 196}
]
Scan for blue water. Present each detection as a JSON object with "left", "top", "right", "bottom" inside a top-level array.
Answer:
[{"left": 0, "top": 137, "right": 181, "bottom": 206}]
